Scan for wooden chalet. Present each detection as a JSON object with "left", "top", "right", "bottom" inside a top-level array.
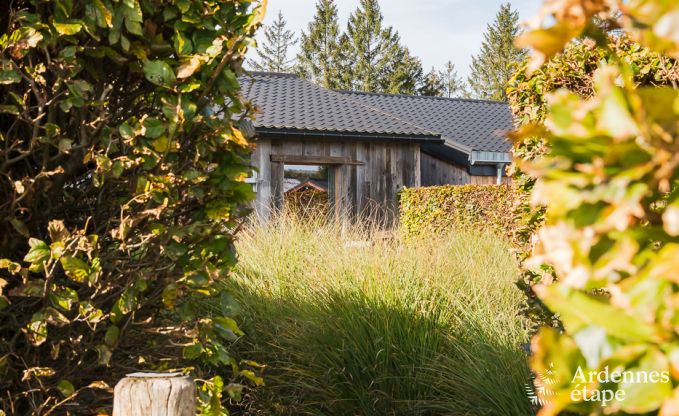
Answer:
[{"left": 240, "top": 72, "right": 513, "bottom": 222}]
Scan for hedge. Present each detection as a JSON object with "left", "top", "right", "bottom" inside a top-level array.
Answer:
[{"left": 399, "top": 185, "right": 521, "bottom": 244}]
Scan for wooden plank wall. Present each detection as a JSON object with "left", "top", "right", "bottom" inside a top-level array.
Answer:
[
  {"left": 421, "top": 152, "right": 470, "bottom": 186},
  {"left": 252, "top": 138, "right": 421, "bottom": 223},
  {"left": 421, "top": 152, "right": 510, "bottom": 186}
]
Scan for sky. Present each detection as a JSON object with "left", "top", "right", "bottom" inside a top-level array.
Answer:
[{"left": 252, "top": 0, "right": 543, "bottom": 79}]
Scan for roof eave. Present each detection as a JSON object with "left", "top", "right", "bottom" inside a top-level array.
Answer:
[
  {"left": 255, "top": 127, "right": 444, "bottom": 144},
  {"left": 441, "top": 136, "right": 512, "bottom": 164}
]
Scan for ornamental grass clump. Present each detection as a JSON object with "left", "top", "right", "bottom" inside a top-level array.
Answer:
[{"left": 217, "top": 214, "right": 533, "bottom": 415}]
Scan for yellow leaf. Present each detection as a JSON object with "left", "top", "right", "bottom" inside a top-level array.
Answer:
[
  {"left": 230, "top": 127, "right": 249, "bottom": 147},
  {"left": 177, "top": 56, "right": 201, "bottom": 79},
  {"left": 151, "top": 136, "right": 169, "bottom": 153},
  {"left": 250, "top": 0, "right": 268, "bottom": 29},
  {"left": 515, "top": 22, "right": 579, "bottom": 71}
]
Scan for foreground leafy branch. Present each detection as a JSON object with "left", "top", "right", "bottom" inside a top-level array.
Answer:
[
  {"left": 514, "top": 0, "right": 679, "bottom": 414},
  {"left": 0, "top": 0, "right": 265, "bottom": 414},
  {"left": 508, "top": 34, "right": 679, "bottom": 334}
]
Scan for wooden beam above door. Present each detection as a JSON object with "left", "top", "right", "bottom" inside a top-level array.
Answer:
[{"left": 270, "top": 155, "right": 364, "bottom": 166}]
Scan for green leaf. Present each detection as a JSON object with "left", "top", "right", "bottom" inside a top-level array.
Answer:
[
  {"left": 219, "top": 292, "right": 241, "bottom": 317},
  {"left": 104, "top": 325, "right": 120, "bottom": 347},
  {"left": 120, "top": 34, "right": 130, "bottom": 52},
  {"left": 143, "top": 60, "right": 176, "bottom": 86},
  {"left": 122, "top": 1, "right": 143, "bottom": 35},
  {"left": 111, "top": 160, "right": 124, "bottom": 178},
  {"left": 78, "top": 301, "right": 104, "bottom": 324},
  {"left": 151, "top": 136, "right": 169, "bottom": 153},
  {"left": 116, "top": 289, "right": 138, "bottom": 315},
  {"left": 53, "top": 20, "right": 83, "bottom": 35},
  {"left": 27, "top": 312, "right": 48, "bottom": 346},
  {"left": 162, "top": 283, "right": 179, "bottom": 308},
  {"left": 92, "top": 0, "right": 113, "bottom": 27},
  {"left": 93, "top": 344, "right": 112, "bottom": 366},
  {"left": 9, "top": 218, "right": 29, "bottom": 237},
  {"left": 176, "top": 0, "right": 191, "bottom": 13},
  {"left": 119, "top": 122, "right": 135, "bottom": 139},
  {"left": 57, "top": 379, "right": 75, "bottom": 397},
  {"left": 0, "top": 69, "right": 21, "bottom": 85},
  {"left": 183, "top": 343, "right": 203, "bottom": 359},
  {"left": 24, "top": 238, "right": 50, "bottom": 265},
  {"left": 173, "top": 30, "right": 193, "bottom": 56},
  {"left": 617, "top": 348, "right": 672, "bottom": 413},
  {"left": 239, "top": 369, "right": 264, "bottom": 387},
  {"left": 0, "top": 105, "right": 20, "bottom": 115},
  {"left": 49, "top": 287, "right": 78, "bottom": 311},
  {"left": 213, "top": 316, "right": 244, "bottom": 342},
  {"left": 536, "top": 284, "right": 665, "bottom": 343},
  {"left": 60, "top": 256, "right": 91, "bottom": 283},
  {"left": 58, "top": 138, "right": 72, "bottom": 153},
  {"left": 142, "top": 117, "right": 166, "bottom": 139},
  {"left": 225, "top": 383, "right": 244, "bottom": 401}
]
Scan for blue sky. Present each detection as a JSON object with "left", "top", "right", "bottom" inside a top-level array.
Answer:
[{"left": 253, "top": 0, "right": 542, "bottom": 79}]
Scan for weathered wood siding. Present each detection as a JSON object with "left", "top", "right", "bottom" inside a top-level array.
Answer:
[
  {"left": 421, "top": 152, "right": 470, "bottom": 186},
  {"left": 253, "top": 138, "right": 421, "bottom": 223},
  {"left": 420, "top": 152, "right": 509, "bottom": 186}
]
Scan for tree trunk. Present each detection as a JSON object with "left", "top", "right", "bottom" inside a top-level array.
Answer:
[{"left": 112, "top": 372, "right": 195, "bottom": 416}]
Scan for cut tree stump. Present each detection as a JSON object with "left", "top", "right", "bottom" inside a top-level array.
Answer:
[{"left": 112, "top": 372, "right": 195, "bottom": 416}]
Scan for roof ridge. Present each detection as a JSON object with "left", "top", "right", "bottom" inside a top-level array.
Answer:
[
  {"left": 336, "top": 89, "right": 507, "bottom": 105},
  {"left": 247, "top": 71, "right": 299, "bottom": 78}
]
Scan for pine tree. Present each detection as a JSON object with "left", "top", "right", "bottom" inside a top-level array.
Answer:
[
  {"left": 297, "top": 0, "right": 342, "bottom": 88},
  {"left": 385, "top": 47, "right": 423, "bottom": 95},
  {"left": 440, "top": 61, "right": 465, "bottom": 98},
  {"left": 419, "top": 67, "right": 445, "bottom": 97},
  {"left": 334, "top": 34, "right": 355, "bottom": 90},
  {"left": 252, "top": 11, "right": 297, "bottom": 72},
  {"left": 467, "top": 3, "right": 527, "bottom": 101},
  {"left": 342, "top": 0, "right": 402, "bottom": 93}
]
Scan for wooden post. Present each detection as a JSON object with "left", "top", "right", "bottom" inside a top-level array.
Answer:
[{"left": 113, "top": 372, "right": 195, "bottom": 416}]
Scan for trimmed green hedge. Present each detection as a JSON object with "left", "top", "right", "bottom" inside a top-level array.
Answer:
[{"left": 399, "top": 185, "right": 521, "bottom": 243}]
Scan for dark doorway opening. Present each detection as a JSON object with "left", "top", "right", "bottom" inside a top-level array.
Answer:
[{"left": 283, "top": 164, "right": 334, "bottom": 217}]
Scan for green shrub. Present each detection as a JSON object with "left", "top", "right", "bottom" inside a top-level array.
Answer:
[
  {"left": 217, "top": 214, "right": 532, "bottom": 415},
  {"left": 399, "top": 185, "right": 522, "bottom": 245},
  {"left": 0, "top": 1, "right": 265, "bottom": 414}
]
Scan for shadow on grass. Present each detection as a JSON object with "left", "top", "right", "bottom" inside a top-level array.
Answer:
[{"left": 226, "top": 282, "right": 534, "bottom": 416}]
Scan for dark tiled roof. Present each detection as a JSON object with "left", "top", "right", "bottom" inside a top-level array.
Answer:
[
  {"left": 241, "top": 72, "right": 440, "bottom": 142},
  {"left": 339, "top": 91, "right": 513, "bottom": 153}
]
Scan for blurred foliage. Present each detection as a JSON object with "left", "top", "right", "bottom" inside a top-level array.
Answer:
[
  {"left": 507, "top": 34, "right": 679, "bottom": 333},
  {"left": 512, "top": 0, "right": 679, "bottom": 414},
  {"left": 0, "top": 0, "right": 266, "bottom": 414},
  {"left": 399, "top": 185, "right": 522, "bottom": 245}
]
